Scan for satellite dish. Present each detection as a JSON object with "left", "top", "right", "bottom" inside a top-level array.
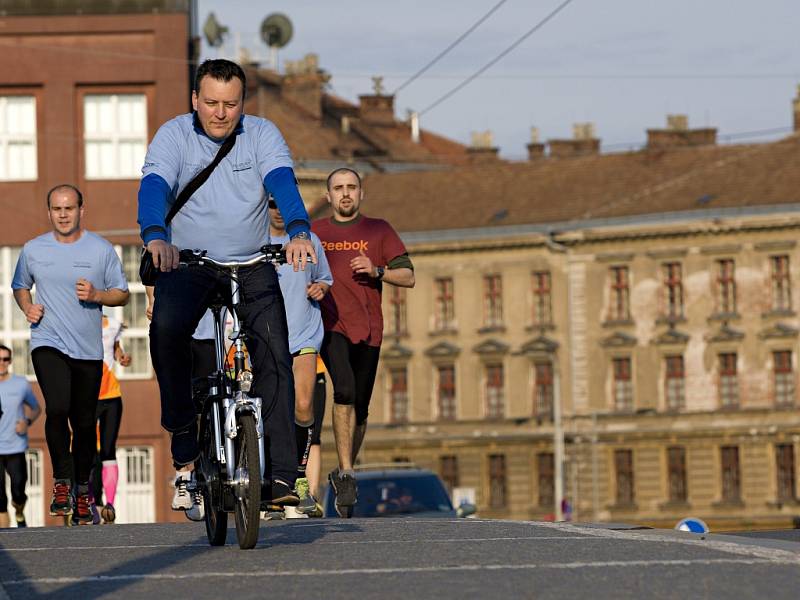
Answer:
[
  {"left": 260, "top": 13, "right": 293, "bottom": 48},
  {"left": 203, "top": 12, "right": 229, "bottom": 48}
]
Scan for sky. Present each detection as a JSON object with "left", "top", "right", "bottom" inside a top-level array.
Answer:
[{"left": 196, "top": 0, "right": 800, "bottom": 159}]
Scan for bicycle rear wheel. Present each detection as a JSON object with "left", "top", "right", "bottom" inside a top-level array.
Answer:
[
  {"left": 234, "top": 413, "right": 262, "bottom": 549},
  {"left": 200, "top": 409, "right": 228, "bottom": 546}
]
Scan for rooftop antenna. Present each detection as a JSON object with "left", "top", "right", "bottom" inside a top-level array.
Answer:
[
  {"left": 202, "top": 12, "right": 229, "bottom": 48},
  {"left": 260, "top": 13, "right": 293, "bottom": 71}
]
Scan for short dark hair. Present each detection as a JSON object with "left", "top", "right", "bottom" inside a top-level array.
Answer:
[
  {"left": 47, "top": 184, "right": 83, "bottom": 208},
  {"left": 194, "top": 59, "right": 247, "bottom": 99},
  {"left": 0, "top": 344, "right": 11, "bottom": 360},
  {"left": 326, "top": 167, "right": 362, "bottom": 190}
]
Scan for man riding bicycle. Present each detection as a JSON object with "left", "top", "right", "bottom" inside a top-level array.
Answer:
[{"left": 137, "top": 59, "right": 316, "bottom": 520}]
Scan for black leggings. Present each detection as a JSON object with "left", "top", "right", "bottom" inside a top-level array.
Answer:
[
  {"left": 0, "top": 453, "right": 27, "bottom": 511},
  {"left": 310, "top": 372, "right": 326, "bottom": 446},
  {"left": 32, "top": 347, "right": 103, "bottom": 483},
  {"left": 320, "top": 332, "right": 380, "bottom": 426},
  {"left": 96, "top": 397, "right": 123, "bottom": 462}
]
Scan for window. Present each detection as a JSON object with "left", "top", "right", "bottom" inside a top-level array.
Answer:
[
  {"left": 537, "top": 452, "right": 554, "bottom": 508},
  {"left": 776, "top": 444, "right": 796, "bottom": 502},
  {"left": 434, "top": 277, "right": 455, "bottom": 331},
  {"left": 439, "top": 455, "right": 459, "bottom": 495},
  {"left": 720, "top": 445, "right": 741, "bottom": 502},
  {"left": 719, "top": 353, "right": 739, "bottom": 408},
  {"left": 667, "top": 446, "right": 687, "bottom": 503},
  {"left": 716, "top": 259, "right": 736, "bottom": 314},
  {"left": 662, "top": 262, "right": 683, "bottom": 319},
  {"left": 531, "top": 271, "right": 552, "bottom": 326},
  {"left": 115, "top": 246, "right": 151, "bottom": 378},
  {"left": 488, "top": 454, "right": 507, "bottom": 509},
  {"left": 771, "top": 255, "right": 792, "bottom": 312},
  {"left": 664, "top": 355, "right": 685, "bottom": 411},
  {"left": 485, "top": 363, "right": 504, "bottom": 419},
  {"left": 614, "top": 449, "right": 635, "bottom": 505},
  {"left": 483, "top": 274, "right": 503, "bottom": 327},
  {"left": 389, "top": 367, "right": 408, "bottom": 423},
  {"left": 612, "top": 357, "right": 633, "bottom": 412},
  {"left": 609, "top": 266, "right": 630, "bottom": 321},
  {"left": 774, "top": 350, "right": 795, "bottom": 407},
  {"left": 0, "top": 96, "right": 37, "bottom": 181},
  {"left": 533, "top": 361, "right": 553, "bottom": 419},
  {"left": 2, "top": 247, "right": 35, "bottom": 379},
  {"left": 84, "top": 94, "right": 147, "bottom": 179},
  {"left": 116, "top": 446, "right": 156, "bottom": 523},
  {"left": 385, "top": 286, "right": 407, "bottom": 336},
  {"left": 437, "top": 364, "right": 457, "bottom": 421}
]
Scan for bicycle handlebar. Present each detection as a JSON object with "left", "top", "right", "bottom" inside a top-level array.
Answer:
[{"left": 178, "top": 244, "right": 296, "bottom": 269}]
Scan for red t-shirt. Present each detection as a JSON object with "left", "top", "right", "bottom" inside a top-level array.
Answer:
[{"left": 313, "top": 215, "right": 407, "bottom": 347}]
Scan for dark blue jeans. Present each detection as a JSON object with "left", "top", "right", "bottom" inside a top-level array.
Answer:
[{"left": 150, "top": 261, "right": 298, "bottom": 483}]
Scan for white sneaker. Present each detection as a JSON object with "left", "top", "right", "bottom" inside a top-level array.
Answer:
[
  {"left": 185, "top": 491, "right": 204, "bottom": 522},
  {"left": 284, "top": 505, "right": 308, "bottom": 519},
  {"left": 171, "top": 472, "right": 194, "bottom": 511}
]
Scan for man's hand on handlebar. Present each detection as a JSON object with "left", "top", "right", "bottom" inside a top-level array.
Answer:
[
  {"left": 147, "top": 239, "right": 180, "bottom": 273},
  {"left": 284, "top": 237, "right": 317, "bottom": 272}
]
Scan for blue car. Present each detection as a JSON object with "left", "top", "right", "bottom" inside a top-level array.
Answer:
[{"left": 322, "top": 464, "right": 476, "bottom": 519}]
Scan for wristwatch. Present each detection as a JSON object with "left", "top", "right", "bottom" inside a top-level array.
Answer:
[
  {"left": 375, "top": 266, "right": 385, "bottom": 280},
  {"left": 292, "top": 231, "right": 311, "bottom": 241}
]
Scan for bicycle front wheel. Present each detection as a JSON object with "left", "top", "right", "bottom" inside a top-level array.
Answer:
[
  {"left": 234, "top": 413, "right": 262, "bottom": 549},
  {"left": 200, "top": 408, "right": 228, "bottom": 546}
]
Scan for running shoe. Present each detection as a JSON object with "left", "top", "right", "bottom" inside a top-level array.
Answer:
[
  {"left": 72, "top": 490, "right": 94, "bottom": 526},
  {"left": 101, "top": 503, "right": 116, "bottom": 524},
  {"left": 172, "top": 471, "right": 204, "bottom": 521},
  {"left": 49, "top": 480, "right": 72, "bottom": 517},
  {"left": 270, "top": 479, "right": 300, "bottom": 506},
  {"left": 329, "top": 470, "right": 357, "bottom": 517},
  {"left": 90, "top": 499, "right": 101, "bottom": 525}
]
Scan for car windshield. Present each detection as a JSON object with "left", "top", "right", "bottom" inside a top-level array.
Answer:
[{"left": 348, "top": 474, "right": 454, "bottom": 518}]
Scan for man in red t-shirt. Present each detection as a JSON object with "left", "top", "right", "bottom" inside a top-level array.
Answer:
[{"left": 313, "top": 168, "right": 415, "bottom": 517}]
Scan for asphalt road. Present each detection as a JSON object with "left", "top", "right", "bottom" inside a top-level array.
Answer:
[{"left": 1, "top": 518, "right": 800, "bottom": 599}]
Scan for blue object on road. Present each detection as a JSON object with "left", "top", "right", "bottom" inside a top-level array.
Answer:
[{"left": 675, "top": 517, "right": 709, "bottom": 533}]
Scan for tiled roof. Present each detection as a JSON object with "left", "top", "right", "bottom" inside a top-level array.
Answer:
[
  {"left": 244, "top": 68, "right": 470, "bottom": 168},
  {"left": 358, "top": 133, "right": 800, "bottom": 233}
]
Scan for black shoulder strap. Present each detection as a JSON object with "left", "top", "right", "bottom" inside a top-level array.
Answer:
[{"left": 165, "top": 131, "right": 238, "bottom": 225}]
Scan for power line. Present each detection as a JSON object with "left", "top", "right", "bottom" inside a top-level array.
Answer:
[
  {"left": 419, "top": 0, "right": 577, "bottom": 116},
  {"left": 392, "top": 0, "right": 508, "bottom": 95}
]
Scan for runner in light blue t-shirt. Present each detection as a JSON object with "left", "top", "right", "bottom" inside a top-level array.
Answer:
[
  {"left": 268, "top": 197, "right": 332, "bottom": 517},
  {"left": 11, "top": 184, "right": 129, "bottom": 526},
  {"left": 0, "top": 343, "right": 41, "bottom": 528}
]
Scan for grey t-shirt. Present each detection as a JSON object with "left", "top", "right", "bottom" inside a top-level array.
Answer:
[
  {"left": 141, "top": 113, "right": 294, "bottom": 262},
  {"left": 12, "top": 231, "right": 129, "bottom": 360},
  {"left": 0, "top": 375, "right": 39, "bottom": 455}
]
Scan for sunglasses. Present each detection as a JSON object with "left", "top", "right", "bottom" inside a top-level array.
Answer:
[{"left": 0, "top": 357, "right": 11, "bottom": 362}]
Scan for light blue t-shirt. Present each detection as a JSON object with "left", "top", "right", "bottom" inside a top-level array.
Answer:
[
  {"left": 12, "top": 231, "right": 129, "bottom": 360},
  {"left": 0, "top": 375, "right": 39, "bottom": 455},
  {"left": 141, "top": 113, "right": 294, "bottom": 262},
  {"left": 270, "top": 232, "right": 333, "bottom": 354}
]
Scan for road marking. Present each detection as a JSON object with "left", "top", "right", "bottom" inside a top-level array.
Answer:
[
  {"left": 0, "top": 536, "right": 592, "bottom": 552},
  {"left": 2, "top": 558, "right": 789, "bottom": 586}
]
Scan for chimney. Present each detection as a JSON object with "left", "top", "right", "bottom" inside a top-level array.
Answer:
[
  {"left": 467, "top": 130, "right": 500, "bottom": 164},
  {"left": 281, "top": 53, "right": 330, "bottom": 120},
  {"left": 646, "top": 114, "right": 717, "bottom": 149},
  {"left": 547, "top": 122, "right": 600, "bottom": 158},
  {"left": 358, "top": 76, "right": 395, "bottom": 125},
  {"left": 793, "top": 85, "right": 800, "bottom": 132},
  {"left": 527, "top": 126, "right": 545, "bottom": 161}
]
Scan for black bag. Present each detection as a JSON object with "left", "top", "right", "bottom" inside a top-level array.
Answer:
[{"left": 139, "top": 131, "right": 238, "bottom": 285}]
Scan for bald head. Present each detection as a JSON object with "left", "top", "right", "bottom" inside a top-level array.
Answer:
[{"left": 47, "top": 184, "right": 83, "bottom": 209}]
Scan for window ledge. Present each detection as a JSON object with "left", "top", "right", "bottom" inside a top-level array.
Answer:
[
  {"left": 762, "top": 309, "right": 796, "bottom": 319},
  {"left": 766, "top": 499, "right": 800, "bottom": 509},
  {"left": 711, "top": 499, "right": 745, "bottom": 509},
  {"left": 658, "top": 500, "right": 691, "bottom": 511},
  {"left": 707, "top": 312, "right": 741, "bottom": 323},
  {"left": 525, "top": 323, "right": 556, "bottom": 332},
  {"left": 602, "top": 319, "right": 635, "bottom": 328},
  {"left": 655, "top": 315, "right": 687, "bottom": 326},
  {"left": 429, "top": 328, "right": 458, "bottom": 337},
  {"left": 478, "top": 325, "right": 506, "bottom": 334}
]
